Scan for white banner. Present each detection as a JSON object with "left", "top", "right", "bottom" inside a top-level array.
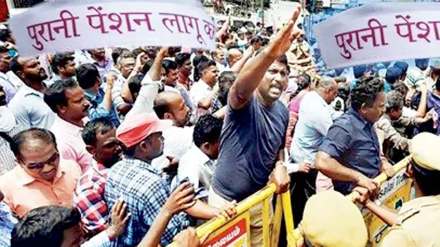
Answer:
[
  {"left": 314, "top": 3, "right": 440, "bottom": 69},
  {"left": 9, "top": 0, "right": 216, "bottom": 56}
]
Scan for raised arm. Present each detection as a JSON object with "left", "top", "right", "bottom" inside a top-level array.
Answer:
[
  {"left": 148, "top": 47, "right": 168, "bottom": 81},
  {"left": 228, "top": 7, "right": 301, "bottom": 110}
]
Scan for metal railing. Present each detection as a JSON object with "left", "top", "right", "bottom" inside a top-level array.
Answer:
[{"left": 168, "top": 156, "right": 411, "bottom": 246}]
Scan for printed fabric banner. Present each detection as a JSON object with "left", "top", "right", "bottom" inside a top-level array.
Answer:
[
  {"left": 9, "top": 0, "right": 216, "bottom": 56},
  {"left": 314, "top": 3, "right": 440, "bottom": 69}
]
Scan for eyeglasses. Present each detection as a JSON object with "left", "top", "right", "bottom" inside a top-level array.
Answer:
[{"left": 24, "top": 152, "right": 60, "bottom": 170}]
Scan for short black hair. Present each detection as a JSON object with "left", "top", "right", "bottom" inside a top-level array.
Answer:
[
  {"left": 0, "top": 28, "right": 12, "bottom": 42},
  {"left": 250, "top": 35, "right": 263, "bottom": 45},
  {"left": 162, "top": 60, "right": 178, "bottom": 75},
  {"left": 217, "top": 71, "right": 236, "bottom": 105},
  {"left": 10, "top": 128, "right": 57, "bottom": 161},
  {"left": 436, "top": 77, "right": 440, "bottom": 91},
  {"left": 153, "top": 92, "right": 176, "bottom": 119},
  {"left": 350, "top": 76, "right": 384, "bottom": 111},
  {"left": 141, "top": 60, "right": 154, "bottom": 75},
  {"left": 131, "top": 47, "right": 145, "bottom": 59},
  {"left": 192, "top": 55, "right": 209, "bottom": 81},
  {"left": 128, "top": 73, "right": 145, "bottom": 97},
  {"left": 175, "top": 53, "right": 191, "bottom": 68},
  {"left": 76, "top": 63, "right": 100, "bottom": 90},
  {"left": 197, "top": 60, "right": 216, "bottom": 77},
  {"left": 82, "top": 118, "right": 114, "bottom": 146},
  {"left": 117, "top": 51, "right": 135, "bottom": 65},
  {"left": 9, "top": 56, "right": 22, "bottom": 75},
  {"left": 193, "top": 114, "right": 223, "bottom": 147},
  {"left": 44, "top": 78, "right": 79, "bottom": 113},
  {"left": 50, "top": 52, "right": 74, "bottom": 75},
  {"left": 111, "top": 47, "right": 130, "bottom": 65},
  {"left": 275, "top": 54, "right": 289, "bottom": 74},
  {"left": 0, "top": 45, "right": 8, "bottom": 54},
  {"left": 297, "top": 73, "right": 311, "bottom": 91},
  {"left": 385, "top": 91, "right": 404, "bottom": 113},
  {"left": 393, "top": 82, "right": 408, "bottom": 98},
  {"left": 11, "top": 206, "right": 80, "bottom": 247},
  {"left": 412, "top": 161, "right": 440, "bottom": 196}
]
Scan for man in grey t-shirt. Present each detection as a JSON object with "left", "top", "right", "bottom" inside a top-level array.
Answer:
[{"left": 208, "top": 7, "right": 301, "bottom": 246}]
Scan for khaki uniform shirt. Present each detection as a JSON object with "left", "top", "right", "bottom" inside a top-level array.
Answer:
[
  {"left": 375, "top": 114, "right": 410, "bottom": 151},
  {"left": 380, "top": 195, "right": 440, "bottom": 247}
]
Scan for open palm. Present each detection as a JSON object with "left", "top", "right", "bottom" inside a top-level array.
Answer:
[{"left": 267, "top": 6, "right": 302, "bottom": 58}]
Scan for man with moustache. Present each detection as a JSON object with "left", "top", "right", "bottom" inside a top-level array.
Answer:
[
  {"left": 74, "top": 118, "right": 123, "bottom": 237},
  {"left": 316, "top": 76, "right": 390, "bottom": 195},
  {"left": 0, "top": 46, "right": 21, "bottom": 103},
  {"left": 0, "top": 128, "right": 81, "bottom": 218},
  {"left": 44, "top": 78, "right": 92, "bottom": 172},
  {"left": 8, "top": 56, "right": 55, "bottom": 131},
  {"left": 209, "top": 7, "right": 301, "bottom": 245}
]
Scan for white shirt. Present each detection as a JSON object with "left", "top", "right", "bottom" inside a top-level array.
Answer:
[
  {"left": 190, "top": 79, "right": 213, "bottom": 108},
  {"left": 288, "top": 91, "right": 333, "bottom": 171},
  {"left": 163, "top": 125, "right": 194, "bottom": 161},
  {"left": 178, "top": 144, "right": 215, "bottom": 190}
]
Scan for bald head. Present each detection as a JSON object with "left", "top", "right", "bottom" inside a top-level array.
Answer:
[
  {"left": 153, "top": 91, "right": 189, "bottom": 127},
  {"left": 227, "top": 48, "right": 242, "bottom": 67},
  {"left": 10, "top": 128, "right": 57, "bottom": 160},
  {"left": 316, "top": 77, "right": 338, "bottom": 104}
]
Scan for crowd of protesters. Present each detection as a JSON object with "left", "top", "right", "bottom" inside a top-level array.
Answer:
[{"left": 0, "top": 5, "right": 439, "bottom": 247}]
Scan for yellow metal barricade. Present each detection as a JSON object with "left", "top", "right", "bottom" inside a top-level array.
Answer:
[
  {"left": 168, "top": 157, "right": 411, "bottom": 246},
  {"left": 291, "top": 157, "right": 411, "bottom": 246},
  {"left": 168, "top": 183, "right": 297, "bottom": 247}
]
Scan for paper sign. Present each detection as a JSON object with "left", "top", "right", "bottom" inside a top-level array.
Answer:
[
  {"left": 8, "top": 0, "right": 216, "bottom": 56},
  {"left": 314, "top": 3, "right": 440, "bottom": 68}
]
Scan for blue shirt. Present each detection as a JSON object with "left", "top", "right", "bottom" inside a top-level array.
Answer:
[
  {"left": 290, "top": 91, "right": 333, "bottom": 165},
  {"left": 319, "top": 108, "right": 381, "bottom": 194},
  {"left": 0, "top": 202, "right": 17, "bottom": 247},
  {"left": 8, "top": 84, "right": 55, "bottom": 132},
  {"left": 105, "top": 158, "right": 188, "bottom": 247},
  {"left": 212, "top": 96, "right": 289, "bottom": 201},
  {"left": 85, "top": 89, "right": 120, "bottom": 127}
]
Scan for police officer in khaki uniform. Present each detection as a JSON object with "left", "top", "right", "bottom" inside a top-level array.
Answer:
[
  {"left": 356, "top": 132, "right": 440, "bottom": 246},
  {"left": 297, "top": 190, "right": 368, "bottom": 247}
]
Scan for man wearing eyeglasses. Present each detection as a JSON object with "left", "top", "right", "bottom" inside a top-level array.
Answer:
[{"left": 0, "top": 128, "right": 81, "bottom": 218}]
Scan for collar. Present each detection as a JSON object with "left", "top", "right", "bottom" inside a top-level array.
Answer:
[
  {"left": 310, "top": 91, "right": 328, "bottom": 107},
  {"left": 21, "top": 84, "right": 44, "bottom": 97},
  {"left": 400, "top": 195, "right": 440, "bottom": 214},
  {"left": 91, "top": 160, "right": 108, "bottom": 177},
  {"left": 16, "top": 162, "right": 66, "bottom": 186},
  {"left": 0, "top": 71, "right": 7, "bottom": 80},
  {"left": 125, "top": 157, "right": 159, "bottom": 175},
  {"left": 84, "top": 88, "right": 103, "bottom": 101},
  {"left": 198, "top": 79, "right": 213, "bottom": 90},
  {"left": 53, "top": 116, "right": 84, "bottom": 136},
  {"left": 189, "top": 144, "right": 210, "bottom": 165},
  {"left": 382, "top": 114, "right": 391, "bottom": 122},
  {"left": 348, "top": 107, "right": 371, "bottom": 128},
  {"left": 94, "top": 59, "right": 111, "bottom": 69}
]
